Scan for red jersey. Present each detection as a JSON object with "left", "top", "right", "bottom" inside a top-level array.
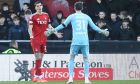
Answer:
[{"left": 29, "top": 13, "right": 50, "bottom": 43}]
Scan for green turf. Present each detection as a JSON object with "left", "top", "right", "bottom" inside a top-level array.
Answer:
[{"left": 0, "top": 80, "right": 140, "bottom": 84}]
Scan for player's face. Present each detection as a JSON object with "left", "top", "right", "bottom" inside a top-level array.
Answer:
[{"left": 35, "top": 3, "right": 43, "bottom": 12}]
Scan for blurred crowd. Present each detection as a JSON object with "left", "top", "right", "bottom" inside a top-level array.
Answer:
[{"left": 0, "top": 0, "right": 140, "bottom": 41}]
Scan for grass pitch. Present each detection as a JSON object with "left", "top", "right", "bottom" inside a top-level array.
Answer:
[{"left": 0, "top": 80, "right": 140, "bottom": 84}]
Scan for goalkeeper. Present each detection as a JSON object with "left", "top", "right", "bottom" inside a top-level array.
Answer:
[{"left": 45, "top": 1, "right": 109, "bottom": 84}]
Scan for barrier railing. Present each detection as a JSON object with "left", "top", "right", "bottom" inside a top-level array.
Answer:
[{"left": 0, "top": 40, "right": 140, "bottom": 54}]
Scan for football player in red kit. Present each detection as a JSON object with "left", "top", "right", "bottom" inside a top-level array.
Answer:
[{"left": 28, "top": 1, "right": 62, "bottom": 82}]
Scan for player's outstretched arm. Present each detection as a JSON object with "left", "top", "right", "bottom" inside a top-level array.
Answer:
[
  {"left": 44, "top": 24, "right": 63, "bottom": 38},
  {"left": 88, "top": 16, "right": 102, "bottom": 32},
  {"left": 55, "top": 15, "right": 72, "bottom": 31},
  {"left": 44, "top": 15, "right": 72, "bottom": 37}
]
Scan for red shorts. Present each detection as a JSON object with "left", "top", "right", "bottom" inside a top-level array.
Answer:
[{"left": 30, "top": 39, "right": 47, "bottom": 53}]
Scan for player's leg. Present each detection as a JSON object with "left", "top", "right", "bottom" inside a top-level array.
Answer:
[
  {"left": 33, "top": 44, "right": 47, "bottom": 82},
  {"left": 35, "top": 44, "right": 48, "bottom": 82},
  {"left": 32, "top": 52, "right": 43, "bottom": 82},
  {"left": 31, "top": 41, "right": 42, "bottom": 76},
  {"left": 37, "top": 44, "right": 46, "bottom": 74},
  {"left": 67, "top": 45, "right": 79, "bottom": 84},
  {"left": 81, "top": 45, "right": 91, "bottom": 84},
  {"left": 33, "top": 52, "right": 48, "bottom": 82},
  {"left": 67, "top": 54, "right": 75, "bottom": 83},
  {"left": 31, "top": 42, "right": 47, "bottom": 82},
  {"left": 34, "top": 52, "right": 43, "bottom": 76},
  {"left": 83, "top": 56, "right": 91, "bottom": 84}
]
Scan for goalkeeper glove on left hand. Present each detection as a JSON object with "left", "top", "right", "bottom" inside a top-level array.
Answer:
[
  {"left": 100, "top": 29, "right": 109, "bottom": 37},
  {"left": 44, "top": 28, "right": 55, "bottom": 37}
]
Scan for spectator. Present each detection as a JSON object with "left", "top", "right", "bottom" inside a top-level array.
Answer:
[
  {"left": 18, "top": 3, "right": 32, "bottom": 18},
  {"left": 98, "top": 11, "right": 106, "bottom": 19},
  {"left": 118, "top": 10, "right": 128, "bottom": 21},
  {"left": 58, "top": 18, "right": 72, "bottom": 40},
  {"left": 19, "top": 10, "right": 31, "bottom": 40},
  {"left": 8, "top": 12, "right": 18, "bottom": 26},
  {"left": 127, "top": 13, "right": 133, "bottom": 23},
  {"left": 127, "top": 13, "right": 136, "bottom": 33},
  {"left": 8, "top": 16, "right": 24, "bottom": 40},
  {"left": 119, "top": 19, "right": 136, "bottom": 40},
  {"left": 89, "top": 11, "right": 108, "bottom": 40},
  {"left": 13, "top": 0, "right": 28, "bottom": 12},
  {"left": 94, "top": 19, "right": 110, "bottom": 40},
  {"left": 2, "top": 40, "right": 21, "bottom": 54},
  {"left": 21, "top": 3, "right": 32, "bottom": 13},
  {"left": 13, "top": 0, "right": 34, "bottom": 14},
  {"left": 50, "top": 10, "right": 65, "bottom": 40},
  {"left": 24, "top": 8, "right": 32, "bottom": 22},
  {"left": 10, "top": 12, "right": 17, "bottom": 20},
  {"left": 1, "top": 3, "right": 11, "bottom": 25},
  {"left": 108, "top": 12, "right": 121, "bottom": 40},
  {"left": 52, "top": 11, "right": 64, "bottom": 27},
  {"left": 1, "top": 3, "right": 10, "bottom": 17},
  {"left": 90, "top": 0, "right": 108, "bottom": 21},
  {"left": 19, "top": 12, "right": 30, "bottom": 40},
  {"left": 96, "top": 11, "right": 108, "bottom": 22},
  {"left": 0, "top": 14, "right": 9, "bottom": 40}
]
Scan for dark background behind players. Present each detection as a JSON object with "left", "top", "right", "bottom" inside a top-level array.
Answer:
[{"left": 0, "top": 0, "right": 139, "bottom": 40}]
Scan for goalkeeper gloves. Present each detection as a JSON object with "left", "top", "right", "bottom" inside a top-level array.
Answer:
[
  {"left": 44, "top": 28, "right": 56, "bottom": 37},
  {"left": 100, "top": 29, "right": 109, "bottom": 37}
]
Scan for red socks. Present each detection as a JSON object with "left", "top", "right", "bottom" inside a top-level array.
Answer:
[{"left": 35, "top": 60, "right": 42, "bottom": 75}]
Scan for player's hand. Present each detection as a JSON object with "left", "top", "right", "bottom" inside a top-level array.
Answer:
[
  {"left": 30, "top": 36, "right": 34, "bottom": 42},
  {"left": 30, "top": 35, "right": 33, "bottom": 39},
  {"left": 55, "top": 33, "right": 63, "bottom": 38},
  {"left": 44, "top": 29, "right": 55, "bottom": 37},
  {"left": 100, "top": 29, "right": 109, "bottom": 37}
]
